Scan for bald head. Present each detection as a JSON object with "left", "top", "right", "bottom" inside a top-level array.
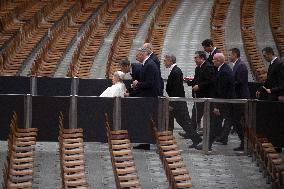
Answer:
[
  {"left": 142, "top": 43, "right": 153, "bottom": 55},
  {"left": 213, "top": 53, "right": 225, "bottom": 67}
]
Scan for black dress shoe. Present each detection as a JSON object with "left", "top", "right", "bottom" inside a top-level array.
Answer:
[
  {"left": 133, "top": 144, "right": 150, "bottom": 150},
  {"left": 233, "top": 146, "right": 244, "bottom": 151},
  {"left": 215, "top": 138, "right": 228, "bottom": 145},
  {"left": 189, "top": 143, "right": 198, "bottom": 149},
  {"left": 178, "top": 132, "right": 190, "bottom": 139}
]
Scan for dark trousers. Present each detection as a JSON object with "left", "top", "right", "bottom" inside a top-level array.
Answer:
[
  {"left": 191, "top": 102, "right": 204, "bottom": 131},
  {"left": 218, "top": 104, "right": 245, "bottom": 143},
  {"left": 169, "top": 101, "right": 201, "bottom": 143},
  {"left": 209, "top": 104, "right": 233, "bottom": 148}
]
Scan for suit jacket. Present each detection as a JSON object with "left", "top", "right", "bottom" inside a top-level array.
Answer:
[
  {"left": 130, "top": 63, "right": 142, "bottom": 81},
  {"left": 213, "top": 63, "right": 235, "bottom": 99},
  {"left": 166, "top": 65, "right": 185, "bottom": 97},
  {"left": 270, "top": 62, "right": 284, "bottom": 96},
  {"left": 133, "top": 58, "right": 160, "bottom": 97},
  {"left": 187, "top": 61, "right": 215, "bottom": 98},
  {"left": 149, "top": 53, "right": 164, "bottom": 96},
  {"left": 207, "top": 48, "right": 220, "bottom": 65},
  {"left": 127, "top": 63, "right": 142, "bottom": 95},
  {"left": 261, "top": 57, "right": 283, "bottom": 100},
  {"left": 212, "top": 63, "right": 235, "bottom": 116},
  {"left": 233, "top": 59, "right": 250, "bottom": 99}
]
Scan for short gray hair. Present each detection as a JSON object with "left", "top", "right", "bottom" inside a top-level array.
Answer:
[{"left": 164, "top": 54, "right": 176, "bottom": 63}]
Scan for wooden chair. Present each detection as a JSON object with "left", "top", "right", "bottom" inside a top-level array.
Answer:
[
  {"left": 149, "top": 119, "right": 192, "bottom": 188},
  {"left": 104, "top": 113, "right": 141, "bottom": 189},
  {"left": 58, "top": 112, "right": 89, "bottom": 188}
]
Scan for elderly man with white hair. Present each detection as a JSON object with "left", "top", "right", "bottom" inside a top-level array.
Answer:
[
  {"left": 100, "top": 71, "right": 126, "bottom": 97},
  {"left": 197, "top": 52, "right": 235, "bottom": 151}
]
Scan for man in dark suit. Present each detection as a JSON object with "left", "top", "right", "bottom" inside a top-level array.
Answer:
[
  {"left": 201, "top": 39, "right": 220, "bottom": 66},
  {"left": 143, "top": 43, "right": 164, "bottom": 96},
  {"left": 256, "top": 47, "right": 283, "bottom": 101},
  {"left": 217, "top": 48, "right": 249, "bottom": 151},
  {"left": 120, "top": 58, "right": 142, "bottom": 96},
  {"left": 205, "top": 53, "right": 235, "bottom": 151},
  {"left": 164, "top": 54, "right": 202, "bottom": 148},
  {"left": 132, "top": 48, "right": 160, "bottom": 150},
  {"left": 185, "top": 51, "right": 215, "bottom": 134},
  {"left": 132, "top": 48, "right": 160, "bottom": 97}
]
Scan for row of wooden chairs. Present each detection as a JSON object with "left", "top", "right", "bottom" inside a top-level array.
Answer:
[
  {"left": 67, "top": 0, "right": 129, "bottom": 78},
  {"left": 1, "top": 112, "right": 38, "bottom": 189},
  {"left": 30, "top": 0, "right": 103, "bottom": 77},
  {"left": 149, "top": 120, "right": 192, "bottom": 188},
  {"left": 104, "top": 114, "right": 141, "bottom": 189},
  {"left": 246, "top": 127, "right": 284, "bottom": 189},
  {"left": 0, "top": 0, "right": 76, "bottom": 76},
  {"left": 58, "top": 112, "right": 89, "bottom": 188},
  {"left": 269, "top": 0, "right": 284, "bottom": 58},
  {"left": 105, "top": 0, "right": 155, "bottom": 78},
  {"left": 0, "top": 0, "right": 27, "bottom": 18},
  {"left": 146, "top": 0, "right": 179, "bottom": 59},
  {"left": 30, "top": 15, "right": 81, "bottom": 76},
  {"left": 241, "top": 0, "right": 267, "bottom": 82},
  {"left": 210, "top": 0, "right": 231, "bottom": 57}
]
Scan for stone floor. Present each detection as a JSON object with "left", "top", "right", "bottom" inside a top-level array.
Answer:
[{"left": 0, "top": 128, "right": 281, "bottom": 189}]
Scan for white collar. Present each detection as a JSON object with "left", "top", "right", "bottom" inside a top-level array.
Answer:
[
  {"left": 210, "top": 47, "right": 217, "bottom": 55},
  {"left": 169, "top": 64, "right": 176, "bottom": 72},
  {"left": 142, "top": 56, "right": 150, "bottom": 66},
  {"left": 271, "top": 57, "right": 277, "bottom": 65},
  {"left": 200, "top": 61, "right": 206, "bottom": 67},
  {"left": 218, "top": 63, "right": 225, "bottom": 71},
  {"left": 130, "top": 64, "right": 133, "bottom": 74},
  {"left": 232, "top": 58, "right": 239, "bottom": 67}
]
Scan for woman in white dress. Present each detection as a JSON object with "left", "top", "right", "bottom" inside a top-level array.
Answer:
[{"left": 100, "top": 71, "right": 126, "bottom": 97}]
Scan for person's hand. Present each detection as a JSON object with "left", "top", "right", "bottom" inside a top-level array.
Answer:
[
  {"left": 192, "top": 85, "right": 199, "bottom": 92},
  {"left": 184, "top": 76, "right": 193, "bottom": 81},
  {"left": 213, "top": 108, "right": 220, "bottom": 116},
  {"left": 256, "top": 90, "right": 260, "bottom": 98},
  {"left": 132, "top": 80, "right": 138, "bottom": 87},
  {"left": 124, "top": 92, "right": 129, "bottom": 97},
  {"left": 262, "top": 86, "right": 271, "bottom": 94}
]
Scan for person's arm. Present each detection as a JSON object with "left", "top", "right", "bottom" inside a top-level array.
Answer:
[
  {"left": 198, "top": 65, "right": 215, "bottom": 91},
  {"left": 136, "top": 63, "right": 156, "bottom": 89}
]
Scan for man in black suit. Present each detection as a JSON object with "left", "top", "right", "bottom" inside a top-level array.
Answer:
[
  {"left": 120, "top": 58, "right": 142, "bottom": 96},
  {"left": 164, "top": 54, "right": 202, "bottom": 148},
  {"left": 256, "top": 47, "right": 283, "bottom": 101},
  {"left": 202, "top": 39, "right": 220, "bottom": 65},
  {"left": 132, "top": 48, "right": 160, "bottom": 150},
  {"left": 143, "top": 43, "right": 164, "bottom": 96},
  {"left": 217, "top": 48, "right": 250, "bottom": 151},
  {"left": 185, "top": 51, "right": 215, "bottom": 134},
  {"left": 206, "top": 53, "right": 235, "bottom": 151}
]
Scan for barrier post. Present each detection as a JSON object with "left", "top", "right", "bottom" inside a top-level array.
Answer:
[
  {"left": 113, "top": 97, "right": 121, "bottom": 130},
  {"left": 24, "top": 94, "right": 32, "bottom": 129},
  {"left": 69, "top": 77, "right": 79, "bottom": 129},
  {"left": 202, "top": 100, "right": 210, "bottom": 154}
]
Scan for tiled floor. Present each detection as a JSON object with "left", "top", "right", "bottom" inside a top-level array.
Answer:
[{"left": 0, "top": 128, "right": 281, "bottom": 189}]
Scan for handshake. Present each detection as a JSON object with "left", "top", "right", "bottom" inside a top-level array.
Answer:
[{"left": 183, "top": 76, "right": 194, "bottom": 81}]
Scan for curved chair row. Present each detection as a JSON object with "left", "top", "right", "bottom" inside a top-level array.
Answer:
[
  {"left": 241, "top": 0, "right": 267, "bottom": 81},
  {"left": 105, "top": 0, "right": 155, "bottom": 78},
  {"left": 246, "top": 127, "right": 284, "bottom": 189},
  {"left": 67, "top": 0, "right": 129, "bottom": 78}
]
